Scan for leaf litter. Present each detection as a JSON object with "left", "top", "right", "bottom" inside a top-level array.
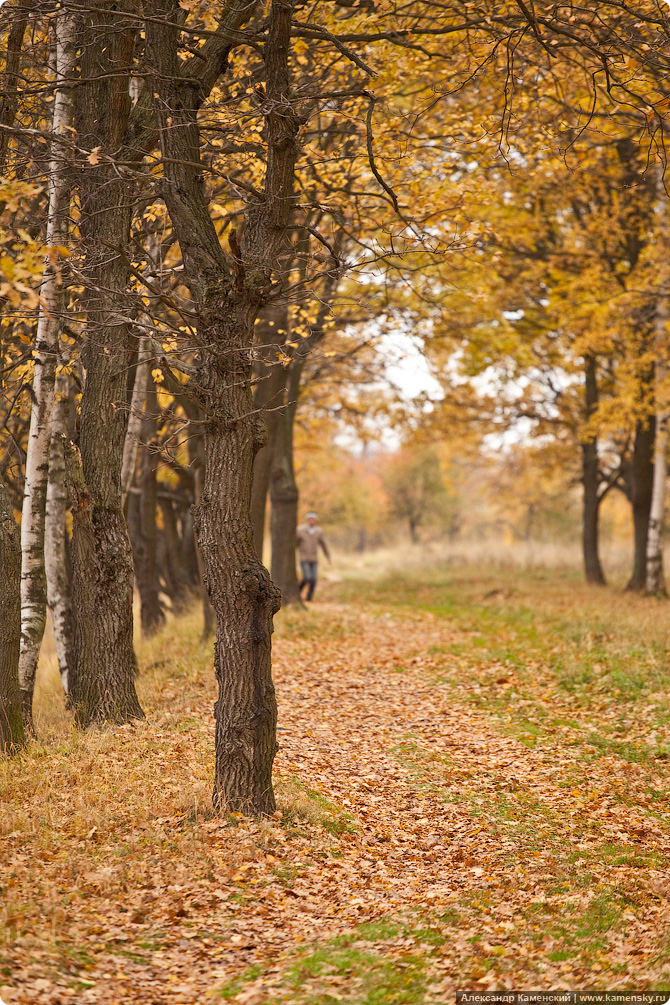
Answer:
[{"left": 2, "top": 570, "right": 670, "bottom": 1003}]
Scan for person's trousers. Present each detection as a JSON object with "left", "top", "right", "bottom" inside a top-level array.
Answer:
[{"left": 300, "top": 560, "right": 318, "bottom": 600}]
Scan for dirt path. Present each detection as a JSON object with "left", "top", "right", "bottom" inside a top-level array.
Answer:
[{"left": 4, "top": 599, "right": 670, "bottom": 1003}]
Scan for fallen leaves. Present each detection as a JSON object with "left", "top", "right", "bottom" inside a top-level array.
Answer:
[{"left": 3, "top": 576, "right": 670, "bottom": 1002}]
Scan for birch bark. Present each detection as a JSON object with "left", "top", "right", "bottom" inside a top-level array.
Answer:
[
  {"left": 646, "top": 166, "right": 670, "bottom": 595},
  {"left": 18, "top": 11, "right": 75, "bottom": 728},
  {"left": 45, "top": 370, "right": 74, "bottom": 696},
  {"left": 121, "top": 336, "right": 151, "bottom": 510}
]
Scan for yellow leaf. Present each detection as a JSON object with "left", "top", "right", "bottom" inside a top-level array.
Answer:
[{"left": 87, "top": 146, "right": 101, "bottom": 165}]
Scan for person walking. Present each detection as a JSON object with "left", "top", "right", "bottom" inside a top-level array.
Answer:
[{"left": 296, "top": 511, "right": 331, "bottom": 601}]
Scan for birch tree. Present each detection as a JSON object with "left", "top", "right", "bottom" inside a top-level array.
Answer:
[
  {"left": 646, "top": 165, "right": 670, "bottom": 596},
  {"left": 121, "top": 336, "right": 151, "bottom": 511},
  {"left": 45, "top": 371, "right": 73, "bottom": 696},
  {"left": 18, "top": 8, "right": 75, "bottom": 729}
]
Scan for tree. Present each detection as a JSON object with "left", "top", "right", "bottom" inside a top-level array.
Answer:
[
  {"left": 646, "top": 170, "right": 670, "bottom": 596},
  {"left": 68, "top": 4, "right": 144, "bottom": 725},
  {"left": 0, "top": 476, "right": 24, "bottom": 752},
  {"left": 18, "top": 7, "right": 74, "bottom": 729},
  {"left": 45, "top": 372, "right": 74, "bottom": 696},
  {"left": 383, "top": 448, "right": 450, "bottom": 544},
  {"left": 144, "top": 0, "right": 300, "bottom": 813}
]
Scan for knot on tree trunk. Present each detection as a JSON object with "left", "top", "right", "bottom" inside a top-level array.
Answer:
[
  {"left": 62, "top": 435, "right": 91, "bottom": 514},
  {"left": 240, "top": 563, "right": 282, "bottom": 620}
]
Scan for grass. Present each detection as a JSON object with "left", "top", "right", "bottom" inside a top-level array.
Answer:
[
  {"left": 215, "top": 919, "right": 449, "bottom": 1004},
  {"left": 276, "top": 777, "right": 358, "bottom": 838}
]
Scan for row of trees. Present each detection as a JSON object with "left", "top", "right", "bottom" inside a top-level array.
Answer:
[{"left": 0, "top": 0, "right": 669, "bottom": 816}]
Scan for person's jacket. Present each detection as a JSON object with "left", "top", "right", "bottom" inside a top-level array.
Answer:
[{"left": 296, "top": 524, "right": 330, "bottom": 562}]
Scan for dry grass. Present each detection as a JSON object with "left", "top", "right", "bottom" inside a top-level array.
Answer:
[{"left": 332, "top": 537, "right": 640, "bottom": 585}]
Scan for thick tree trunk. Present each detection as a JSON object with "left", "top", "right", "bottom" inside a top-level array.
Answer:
[
  {"left": 626, "top": 416, "right": 655, "bottom": 592},
  {"left": 18, "top": 10, "right": 75, "bottom": 729},
  {"left": 45, "top": 372, "right": 74, "bottom": 695},
  {"left": 646, "top": 172, "right": 669, "bottom": 596},
  {"left": 196, "top": 374, "right": 281, "bottom": 813},
  {"left": 582, "top": 355, "right": 606, "bottom": 585},
  {"left": 70, "top": 7, "right": 143, "bottom": 725},
  {"left": 270, "top": 366, "right": 300, "bottom": 604},
  {"left": 128, "top": 376, "right": 164, "bottom": 636},
  {"left": 67, "top": 442, "right": 144, "bottom": 724},
  {"left": 0, "top": 478, "right": 24, "bottom": 753},
  {"left": 146, "top": 0, "right": 298, "bottom": 813}
]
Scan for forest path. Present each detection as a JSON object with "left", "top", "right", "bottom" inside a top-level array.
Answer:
[{"left": 4, "top": 574, "right": 670, "bottom": 1003}]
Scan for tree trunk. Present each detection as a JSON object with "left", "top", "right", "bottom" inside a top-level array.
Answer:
[
  {"left": 0, "top": 2, "right": 31, "bottom": 178},
  {"left": 582, "top": 355, "right": 606, "bottom": 585},
  {"left": 267, "top": 245, "right": 342, "bottom": 599},
  {"left": 626, "top": 415, "right": 655, "bottom": 592},
  {"left": 128, "top": 375, "right": 165, "bottom": 636},
  {"left": 647, "top": 395, "right": 669, "bottom": 596},
  {"left": 646, "top": 170, "right": 669, "bottom": 596},
  {"left": 180, "top": 506, "right": 201, "bottom": 588},
  {"left": 69, "top": 7, "right": 143, "bottom": 725},
  {"left": 0, "top": 477, "right": 24, "bottom": 753},
  {"left": 250, "top": 306, "right": 290, "bottom": 558},
  {"left": 191, "top": 429, "right": 216, "bottom": 638},
  {"left": 269, "top": 383, "right": 300, "bottom": 604},
  {"left": 159, "top": 496, "right": 194, "bottom": 614},
  {"left": 45, "top": 372, "right": 74, "bottom": 695},
  {"left": 121, "top": 336, "right": 151, "bottom": 510},
  {"left": 18, "top": 9, "right": 75, "bottom": 729},
  {"left": 146, "top": 0, "right": 299, "bottom": 813}
]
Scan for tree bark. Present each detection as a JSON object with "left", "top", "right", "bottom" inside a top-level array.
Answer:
[
  {"left": 121, "top": 336, "right": 152, "bottom": 510},
  {"left": 45, "top": 371, "right": 74, "bottom": 696},
  {"left": 0, "top": 477, "right": 24, "bottom": 753},
  {"left": 646, "top": 170, "right": 669, "bottom": 596},
  {"left": 582, "top": 355, "right": 606, "bottom": 585},
  {"left": 626, "top": 415, "right": 655, "bottom": 592},
  {"left": 159, "top": 496, "right": 193, "bottom": 614},
  {"left": 0, "top": 2, "right": 32, "bottom": 177},
  {"left": 69, "top": 6, "right": 143, "bottom": 725},
  {"left": 146, "top": 0, "right": 299, "bottom": 813},
  {"left": 18, "top": 9, "right": 75, "bottom": 729},
  {"left": 128, "top": 375, "right": 165, "bottom": 636},
  {"left": 270, "top": 365, "right": 300, "bottom": 604},
  {"left": 250, "top": 306, "right": 290, "bottom": 559},
  {"left": 180, "top": 506, "right": 201, "bottom": 588},
  {"left": 189, "top": 423, "right": 216, "bottom": 637}
]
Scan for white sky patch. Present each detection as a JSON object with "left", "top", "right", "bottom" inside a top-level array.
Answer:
[
  {"left": 334, "top": 332, "right": 443, "bottom": 454},
  {"left": 381, "top": 331, "right": 443, "bottom": 400}
]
